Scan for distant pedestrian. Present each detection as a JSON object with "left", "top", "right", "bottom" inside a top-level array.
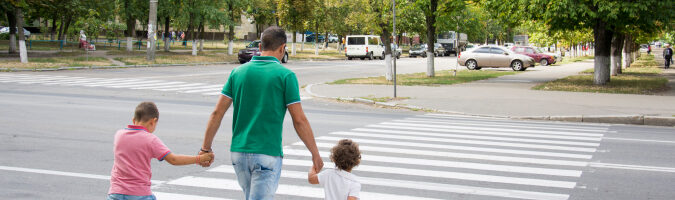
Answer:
[
  {"left": 664, "top": 44, "right": 673, "bottom": 69},
  {"left": 108, "top": 102, "right": 213, "bottom": 200},
  {"left": 309, "top": 139, "right": 361, "bottom": 200},
  {"left": 647, "top": 45, "right": 652, "bottom": 55}
]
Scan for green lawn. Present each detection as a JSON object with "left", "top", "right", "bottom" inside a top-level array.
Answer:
[
  {"left": 0, "top": 56, "right": 112, "bottom": 69},
  {"left": 331, "top": 70, "right": 519, "bottom": 86}
]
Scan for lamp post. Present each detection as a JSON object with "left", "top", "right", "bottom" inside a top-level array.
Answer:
[{"left": 393, "top": 0, "right": 397, "bottom": 98}]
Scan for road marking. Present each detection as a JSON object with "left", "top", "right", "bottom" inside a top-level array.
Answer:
[
  {"left": 400, "top": 118, "right": 610, "bottom": 133},
  {"left": 181, "top": 87, "right": 224, "bottom": 93},
  {"left": 331, "top": 131, "right": 598, "bottom": 152},
  {"left": 209, "top": 165, "right": 569, "bottom": 200},
  {"left": 153, "top": 192, "right": 233, "bottom": 200},
  {"left": 379, "top": 122, "right": 605, "bottom": 137},
  {"left": 155, "top": 84, "right": 220, "bottom": 91},
  {"left": 602, "top": 137, "right": 675, "bottom": 144},
  {"left": 88, "top": 80, "right": 164, "bottom": 87},
  {"left": 284, "top": 148, "right": 582, "bottom": 177},
  {"left": 589, "top": 162, "right": 675, "bottom": 173},
  {"left": 280, "top": 159, "right": 578, "bottom": 188},
  {"left": 168, "top": 176, "right": 442, "bottom": 200},
  {"left": 134, "top": 83, "right": 204, "bottom": 90},
  {"left": 419, "top": 113, "right": 610, "bottom": 127},
  {"left": 353, "top": 128, "right": 602, "bottom": 145},
  {"left": 312, "top": 137, "right": 591, "bottom": 166},
  {"left": 0, "top": 165, "right": 164, "bottom": 185}
]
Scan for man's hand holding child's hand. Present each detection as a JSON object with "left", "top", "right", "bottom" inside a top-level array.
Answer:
[{"left": 198, "top": 152, "right": 214, "bottom": 167}]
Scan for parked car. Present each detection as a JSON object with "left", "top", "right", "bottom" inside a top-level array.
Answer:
[
  {"left": 503, "top": 43, "right": 515, "bottom": 48},
  {"left": 391, "top": 43, "right": 402, "bottom": 59},
  {"left": 345, "top": 35, "right": 385, "bottom": 60},
  {"left": 409, "top": 44, "right": 427, "bottom": 58},
  {"left": 0, "top": 27, "right": 31, "bottom": 38},
  {"left": 536, "top": 47, "right": 563, "bottom": 63},
  {"left": 511, "top": 46, "right": 555, "bottom": 66},
  {"left": 327, "top": 34, "right": 339, "bottom": 43},
  {"left": 458, "top": 45, "right": 535, "bottom": 71},
  {"left": 434, "top": 43, "right": 446, "bottom": 57},
  {"left": 238, "top": 40, "right": 289, "bottom": 64}
]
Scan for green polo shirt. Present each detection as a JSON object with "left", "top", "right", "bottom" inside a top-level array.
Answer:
[{"left": 221, "top": 56, "right": 301, "bottom": 157}]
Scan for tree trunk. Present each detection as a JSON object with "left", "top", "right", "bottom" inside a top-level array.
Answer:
[
  {"left": 622, "top": 34, "right": 631, "bottom": 68},
  {"left": 164, "top": 16, "right": 170, "bottom": 52},
  {"left": 610, "top": 34, "right": 624, "bottom": 76},
  {"left": 147, "top": 0, "right": 158, "bottom": 61},
  {"left": 125, "top": 17, "right": 136, "bottom": 51},
  {"left": 198, "top": 20, "right": 204, "bottom": 52},
  {"left": 425, "top": 0, "right": 438, "bottom": 77},
  {"left": 227, "top": 25, "right": 234, "bottom": 55},
  {"left": 61, "top": 16, "right": 72, "bottom": 41},
  {"left": 592, "top": 22, "right": 613, "bottom": 85},
  {"left": 7, "top": 11, "right": 17, "bottom": 53},
  {"left": 16, "top": 8, "right": 27, "bottom": 63},
  {"left": 292, "top": 31, "right": 297, "bottom": 56},
  {"left": 49, "top": 17, "right": 57, "bottom": 40},
  {"left": 381, "top": 28, "right": 393, "bottom": 81},
  {"left": 301, "top": 32, "right": 305, "bottom": 51}
]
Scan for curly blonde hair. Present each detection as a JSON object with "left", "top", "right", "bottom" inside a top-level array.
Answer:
[{"left": 330, "top": 139, "right": 361, "bottom": 171}]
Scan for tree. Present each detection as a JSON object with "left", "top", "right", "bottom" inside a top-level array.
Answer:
[
  {"left": 225, "top": 0, "right": 246, "bottom": 55},
  {"left": 278, "top": 0, "right": 313, "bottom": 56}
]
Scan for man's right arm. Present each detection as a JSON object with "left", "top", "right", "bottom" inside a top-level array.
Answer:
[{"left": 199, "top": 95, "right": 232, "bottom": 166}]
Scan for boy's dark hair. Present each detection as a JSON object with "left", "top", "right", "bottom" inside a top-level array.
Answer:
[
  {"left": 260, "top": 26, "right": 287, "bottom": 51},
  {"left": 330, "top": 139, "right": 361, "bottom": 171},
  {"left": 133, "top": 102, "right": 159, "bottom": 122}
]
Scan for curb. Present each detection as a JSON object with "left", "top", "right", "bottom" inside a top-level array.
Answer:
[
  {"left": 0, "top": 61, "right": 238, "bottom": 72},
  {"left": 305, "top": 83, "right": 675, "bottom": 127}
]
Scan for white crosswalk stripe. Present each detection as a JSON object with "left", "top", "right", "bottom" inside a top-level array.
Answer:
[
  {"left": 0, "top": 74, "right": 313, "bottom": 100},
  {"left": 144, "top": 113, "right": 606, "bottom": 199}
]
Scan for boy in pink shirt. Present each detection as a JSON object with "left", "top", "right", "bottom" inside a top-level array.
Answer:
[{"left": 108, "top": 102, "right": 213, "bottom": 200}]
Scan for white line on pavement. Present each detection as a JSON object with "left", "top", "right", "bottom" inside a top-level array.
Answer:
[
  {"left": 353, "top": 128, "right": 602, "bottom": 145},
  {"left": 153, "top": 192, "right": 234, "bottom": 200},
  {"left": 419, "top": 113, "right": 611, "bottom": 128},
  {"left": 283, "top": 148, "right": 582, "bottom": 177},
  {"left": 602, "top": 137, "right": 675, "bottom": 144},
  {"left": 331, "top": 131, "right": 599, "bottom": 152},
  {"left": 168, "top": 176, "right": 442, "bottom": 200},
  {"left": 589, "top": 163, "right": 675, "bottom": 173},
  {"left": 310, "top": 137, "right": 591, "bottom": 166},
  {"left": 379, "top": 122, "right": 605, "bottom": 137},
  {"left": 0, "top": 165, "right": 164, "bottom": 185},
  {"left": 208, "top": 165, "right": 569, "bottom": 200},
  {"left": 400, "top": 118, "right": 610, "bottom": 133},
  {"left": 280, "top": 159, "right": 578, "bottom": 189}
]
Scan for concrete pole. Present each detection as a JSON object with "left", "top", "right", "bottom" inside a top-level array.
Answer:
[
  {"left": 147, "top": 0, "right": 158, "bottom": 61},
  {"left": 392, "top": 0, "right": 397, "bottom": 98}
]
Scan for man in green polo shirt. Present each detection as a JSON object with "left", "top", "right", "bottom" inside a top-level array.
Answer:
[{"left": 198, "top": 26, "right": 323, "bottom": 200}]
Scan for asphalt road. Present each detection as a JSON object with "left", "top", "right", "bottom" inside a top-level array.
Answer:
[{"left": 1, "top": 57, "right": 674, "bottom": 200}]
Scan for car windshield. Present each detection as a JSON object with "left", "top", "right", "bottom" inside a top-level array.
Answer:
[
  {"left": 246, "top": 41, "right": 260, "bottom": 48},
  {"left": 502, "top": 47, "right": 516, "bottom": 55},
  {"left": 535, "top": 48, "right": 544, "bottom": 53},
  {"left": 412, "top": 44, "right": 424, "bottom": 50}
]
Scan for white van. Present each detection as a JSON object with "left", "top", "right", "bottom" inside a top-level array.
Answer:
[{"left": 345, "top": 35, "right": 385, "bottom": 60}]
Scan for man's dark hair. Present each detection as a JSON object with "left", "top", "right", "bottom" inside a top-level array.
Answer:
[
  {"left": 261, "top": 26, "right": 287, "bottom": 51},
  {"left": 133, "top": 102, "right": 159, "bottom": 122},
  {"left": 330, "top": 139, "right": 361, "bottom": 171}
]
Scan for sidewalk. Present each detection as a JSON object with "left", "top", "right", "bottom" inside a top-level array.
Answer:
[{"left": 306, "top": 59, "right": 675, "bottom": 125}]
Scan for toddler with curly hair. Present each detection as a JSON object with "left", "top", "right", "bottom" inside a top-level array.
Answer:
[{"left": 309, "top": 139, "right": 362, "bottom": 200}]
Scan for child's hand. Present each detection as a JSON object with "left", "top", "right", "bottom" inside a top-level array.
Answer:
[{"left": 198, "top": 152, "right": 214, "bottom": 167}]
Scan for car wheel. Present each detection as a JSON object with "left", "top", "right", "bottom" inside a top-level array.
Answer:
[
  {"left": 466, "top": 59, "right": 478, "bottom": 70},
  {"left": 422, "top": 53, "right": 427, "bottom": 58},
  {"left": 380, "top": 52, "right": 385, "bottom": 60},
  {"left": 539, "top": 59, "right": 548, "bottom": 66},
  {"left": 511, "top": 60, "right": 524, "bottom": 71},
  {"left": 368, "top": 52, "right": 374, "bottom": 60},
  {"left": 282, "top": 53, "right": 288, "bottom": 63},
  {"left": 360, "top": 57, "right": 365, "bottom": 60}
]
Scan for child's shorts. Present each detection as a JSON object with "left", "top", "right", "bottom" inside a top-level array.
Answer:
[{"left": 107, "top": 193, "right": 156, "bottom": 200}]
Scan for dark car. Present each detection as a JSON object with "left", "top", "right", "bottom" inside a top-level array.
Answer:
[
  {"left": 238, "top": 40, "right": 289, "bottom": 64},
  {"left": 510, "top": 46, "right": 555, "bottom": 66}
]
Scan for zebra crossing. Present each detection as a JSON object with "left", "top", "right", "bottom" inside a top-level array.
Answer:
[
  {"left": 151, "top": 113, "right": 608, "bottom": 200},
  {"left": 0, "top": 73, "right": 311, "bottom": 99}
]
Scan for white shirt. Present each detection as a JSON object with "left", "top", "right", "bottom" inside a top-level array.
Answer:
[{"left": 317, "top": 168, "right": 361, "bottom": 200}]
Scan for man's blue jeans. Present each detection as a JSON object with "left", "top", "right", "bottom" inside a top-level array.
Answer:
[{"left": 231, "top": 152, "right": 283, "bottom": 200}]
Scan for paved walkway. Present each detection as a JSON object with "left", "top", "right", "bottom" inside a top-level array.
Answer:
[{"left": 308, "top": 59, "right": 675, "bottom": 117}]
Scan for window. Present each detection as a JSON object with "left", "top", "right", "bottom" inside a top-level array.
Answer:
[
  {"left": 515, "top": 47, "right": 525, "bottom": 53},
  {"left": 246, "top": 41, "right": 260, "bottom": 48},
  {"left": 525, "top": 48, "right": 535, "bottom": 54},
  {"left": 474, "top": 47, "right": 490, "bottom": 53},
  {"left": 368, "top": 37, "right": 380, "bottom": 45},
  {"left": 490, "top": 47, "right": 505, "bottom": 54},
  {"left": 347, "top": 37, "right": 365, "bottom": 45}
]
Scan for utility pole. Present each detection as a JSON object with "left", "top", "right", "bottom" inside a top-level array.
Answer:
[
  {"left": 392, "top": 0, "right": 397, "bottom": 98},
  {"left": 147, "top": 0, "right": 158, "bottom": 61}
]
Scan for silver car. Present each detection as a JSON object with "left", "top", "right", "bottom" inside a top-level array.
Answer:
[{"left": 457, "top": 45, "right": 535, "bottom": 71}]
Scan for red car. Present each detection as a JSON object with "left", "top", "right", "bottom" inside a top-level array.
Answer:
[{"left": 510, "top": 46, "right": 555, "bottom": 66}]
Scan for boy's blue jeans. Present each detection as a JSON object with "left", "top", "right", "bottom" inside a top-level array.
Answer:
[
  {"left": 231, "top": 152, "right": 283, "bottom": 200},
  {"left": 107, "top": 194, "right": 155, "bottom": 200}
]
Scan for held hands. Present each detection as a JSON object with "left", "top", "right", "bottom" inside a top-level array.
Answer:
[
  {"left": 198, "top": 150, "right": 215, "bottom": 167},
  {"left": 311, "top": 154, "right": 324, "bottom": 172}
]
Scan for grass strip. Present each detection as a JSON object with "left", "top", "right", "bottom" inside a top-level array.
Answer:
[{"left": 330, "top": 70, "right": 519, "bottom": 86}]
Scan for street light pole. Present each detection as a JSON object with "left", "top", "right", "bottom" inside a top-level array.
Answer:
[
  {"left": 454, "top": 17, "right": 459, "bottom": 76},
  {"left": 393, "top": 0, "right": 397, "bottom": 98},
  {"left": 147, "top": 0, "right": 158, "bottom": 61}
]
